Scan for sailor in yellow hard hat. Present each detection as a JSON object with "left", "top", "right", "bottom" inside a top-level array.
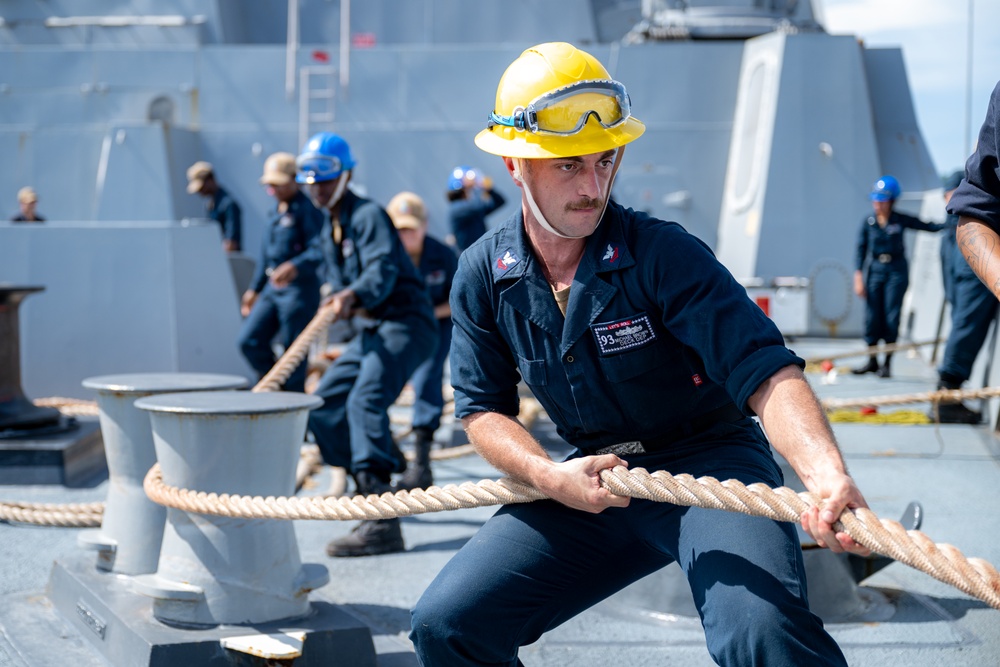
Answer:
[{"left": 411, "top": 42, "right": 870, "bottom": 667}]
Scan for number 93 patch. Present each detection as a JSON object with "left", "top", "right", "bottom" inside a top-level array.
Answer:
[{"left": 591, "top": 313, "right": 657, "bottom": 356}]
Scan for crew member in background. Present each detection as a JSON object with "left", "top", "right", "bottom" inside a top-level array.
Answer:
[
  {"left": 851, "top": 175, "right": 943, "bottom": 378},
  {"left": 446, "top": 165, "right": 505, "bottom": 252},
  {"left": 238, "top": 152, "right": 325, "bottom": 393},
  {"left": 411, "top": 41, "right": 869, "bottom": 667},
  {"left": 386, "top": 191, "right": 459, "bottom": 490},
  {"left": 948, "top": 81, "right": 1000, "bottom": 421},
  {"left": 187, "top": 160, "right": 243, "bottom": 252},
  {"left": 297, "top": 132, "right": 437, "bottom": 557},
  {"left": 11, "top": 187, "right": 44, "bottom": 223},
  {"left": 939, "top": 171, "right": 964, "bottom": 308},
  {"left": 931, "top": 170, "right": 996, "bottom": 424}
]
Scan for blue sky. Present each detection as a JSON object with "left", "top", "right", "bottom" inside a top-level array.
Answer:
[{"left": 821, "top": 0, "right": 1000, "bottom": 177}]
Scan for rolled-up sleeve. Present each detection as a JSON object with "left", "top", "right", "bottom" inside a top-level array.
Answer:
[
  {"left": 651, "top": 229, "right": 804, "bottom": 414},
  {"left": 949, "top": 81, "right": 1000, "bottom": 230}
]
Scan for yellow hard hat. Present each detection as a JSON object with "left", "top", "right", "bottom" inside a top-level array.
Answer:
[{"left": 475, "top": 42, "right": 645, "bottom": 159}]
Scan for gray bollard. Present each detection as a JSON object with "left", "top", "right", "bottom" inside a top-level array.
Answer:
[
  {"left": 131, "top": 391, "right": 329, "bottom": 626},
  {"left": 77, "top": 374, "right": 247, "bottom": 575}
]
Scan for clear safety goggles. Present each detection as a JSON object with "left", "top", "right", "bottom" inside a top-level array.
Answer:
[
  {"left": 487, "top": 79, "right": 632, "bottom": 136},
  {"left": 296, "top": 153, "right": 344, "bottom": 184}
]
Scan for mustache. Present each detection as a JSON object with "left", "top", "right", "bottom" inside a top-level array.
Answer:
[{"left": 565, "top": 197, "right": 604, "bottom": 211}]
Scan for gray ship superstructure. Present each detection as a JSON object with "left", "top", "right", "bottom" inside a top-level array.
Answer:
[
  {"left": 3, "top": 2, "right": 1000, "bottom": 666},
  {"left": 2, "top": 0, "right": 949, "bottom": 402}
]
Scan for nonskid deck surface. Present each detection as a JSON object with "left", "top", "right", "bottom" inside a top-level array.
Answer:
[{"left": 0, "top": 338, "right": 998, "bottom": 666}]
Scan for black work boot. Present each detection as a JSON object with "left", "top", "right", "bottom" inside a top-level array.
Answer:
[
  {"left": 930, "top": 377, "right": 982, "bottom": 425},
  {"left": 397, "top": 428, "right": 434, "bottom": 491},
  {"left": 326, "top": 470, "right": 405, "bottom": 557},
  {"left": 851, "top": 355, "right": 879, "bottom": 375},
  {"left": 876, "top": 353, "right": 892, "bottom": 378}
]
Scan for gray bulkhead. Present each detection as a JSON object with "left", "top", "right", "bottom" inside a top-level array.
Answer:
[{"left": 0, "top": 0, "right": 954, "bottom": 397}]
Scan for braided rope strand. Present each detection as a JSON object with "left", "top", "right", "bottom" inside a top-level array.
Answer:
[
  {"left": 143, "top": 463, "right": 1000, "bottom": 611},
  {"left": 253, "top": 305, "right": 338, "bottom": 392}
]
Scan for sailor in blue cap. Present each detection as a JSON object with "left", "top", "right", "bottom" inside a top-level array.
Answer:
[{"left": 851, "top": 175, "right": 943, "bottom": 377}]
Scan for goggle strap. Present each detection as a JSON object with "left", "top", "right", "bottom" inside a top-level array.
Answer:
[{"left": 488, "top": 110, "right": 528, "bottom": 132}]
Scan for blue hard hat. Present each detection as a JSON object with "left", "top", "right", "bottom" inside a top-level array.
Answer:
[
  {"left": 447, "top": 165, "right": 477, "bottom": 191},
  {"left": 870, "top": 175, "right": 901, "bottom": 201},
  {"left": 296, "top": 132, "right": 356, "bottom": 184}
]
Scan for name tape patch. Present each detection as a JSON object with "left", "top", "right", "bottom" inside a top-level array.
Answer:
[{"left": 591, "top": 313, "right": 657, "bottom": 356}]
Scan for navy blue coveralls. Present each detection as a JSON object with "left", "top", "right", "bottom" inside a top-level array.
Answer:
[
  {"left": 448, "top": 187, "right": 505, "bottom": 252},
  {"left": 307, "top": 190, "right": 437, "bottom": 477},
  {"left": 944, "top": 80, "right": 1000, "bottom": 384},
  {"left": 855, "top": 211, "right": 942, "bottom": 346},
  {"left": 411, "top": 202, "right": 847, "bottom": 667},
  {"left": 238, "top": 190, "right": 324, "bottom": 393},
  {"left": 938, "top": 210, "right": 998, "bottom": 384},
  {"left": 207, "top": 186, "right": 242, "bottom": 251},
  {"left": 408, "top": 235, "right": 458, "bottom": 434},
  {"left": 940, "top": 212, "right": 959, "bottom": 306}
]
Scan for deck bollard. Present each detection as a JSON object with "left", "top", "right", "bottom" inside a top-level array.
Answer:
[
  {"left": 131, "top": 390, "right": 329, "bottom": 626},
  {"left": 77, "top": 374, "right": 247, "bottom": 575}
]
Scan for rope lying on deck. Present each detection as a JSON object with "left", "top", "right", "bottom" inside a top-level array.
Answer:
[
  {"left": 802, "top": 338, "right": 943, "bottom": 365},
  {"left": 0, "top": 501, "right": 103, "bottom": 527},
  {"left": 821, "top": 386, "right": 1000, "bottom": 410},
  {"left": 143, "top": 462, "right": 1000, "bottom": 611}
]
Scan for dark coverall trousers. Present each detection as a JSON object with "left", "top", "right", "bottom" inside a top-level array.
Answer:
[
  {"left": 308, "top": 314, "right": 438, "bottom": 476},
  {"left": 863, "top": 262, "right": 908, "bottom": 346},
  {"left": 410, "top": 419, "right": 847, "bottom": 667},
  {"left": 939, "top": 257, "right": 998, "bottom": 383},
  {"left": 408, "top": 320, "right": 452, "bottom": 434},
  {"left": 238, "top": 285, "right": 319, "bottom": 393}
]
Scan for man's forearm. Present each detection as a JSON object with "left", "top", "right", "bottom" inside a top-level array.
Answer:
[
  {"left": 463, "top": 412, "right": 553, "bottom": 486},
  {"left": 747, "top": 365, "right": 847, "bottom": 488},
  {"left": 957, "top": 216, "right": 1000, "bottom": 299}
]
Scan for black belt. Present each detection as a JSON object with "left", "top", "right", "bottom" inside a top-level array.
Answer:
[
  {"left": 875, "top": 253, "right": 894, "bottom": 264},
  {"left": 594, "top": 403, "right": 746, "bottom": 456}
]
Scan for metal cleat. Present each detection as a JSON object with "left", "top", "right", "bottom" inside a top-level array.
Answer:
[
  {"left": 131, "top": 390, "right": 328, "bottom": 626},
  {"left": 78, "top": 373, "right": 246, "bottom": 575}
]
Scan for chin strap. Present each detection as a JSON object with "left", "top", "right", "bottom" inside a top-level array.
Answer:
[
  {"left": 309, "top": 172, "right": 349, "bottom": 211},
  {"left": 515, "top": 146, "right": 626, "bottom": 239}
]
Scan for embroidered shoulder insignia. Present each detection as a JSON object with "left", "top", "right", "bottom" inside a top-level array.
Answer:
[
  {"left": 603, "top": 244, "right": 619, "bottom": 263},
  {"left": 496, "top": 249, "right": 519, "bottom": 271}
]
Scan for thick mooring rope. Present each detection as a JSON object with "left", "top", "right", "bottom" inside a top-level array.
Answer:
[
  {"left": 802, "top": 338, "right": 943, "bottom": 365},
  {"left": 253, "top": 305, "right": 339, "bottom": 393},
  {"left": 143, "top": 462, "right": 1000, "bottom": 611},
  {"left": 31, "top": 396, "right": 99, "bottom": 417},
  {"left": 821, "top": 386, "right": 1000, "bottom": 410},
  {"left": 0, "top": 500, "right": 103, "bottom": 527}
]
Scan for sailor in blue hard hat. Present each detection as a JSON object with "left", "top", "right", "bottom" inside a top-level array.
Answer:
[
  {"left": 852, "top": 175, "right": 944, "bottom": 377},
  {"left": 295, "top": 132, "right": 438, "bottom": 557},
  {"left": 445, "top": 164, "right": 506, "bottom": 252}
]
